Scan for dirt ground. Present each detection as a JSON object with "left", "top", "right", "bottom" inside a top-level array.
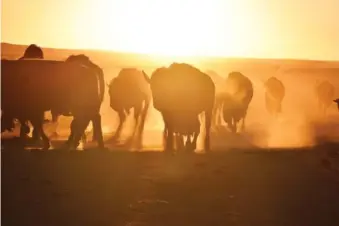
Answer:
[{"left": 2, "top": 143, "right": 339, "bottom": 226}]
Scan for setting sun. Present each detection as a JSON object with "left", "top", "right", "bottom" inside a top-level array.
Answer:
[{"left": 75, "top": 0, "right": 258, "bottom": 56}]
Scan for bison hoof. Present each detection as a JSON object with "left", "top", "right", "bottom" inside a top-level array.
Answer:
[
  {"left": 20, "top": 134, "right": 30, "bottom": 141},
  {"left": 81, "top": 136, "right": 87, "bottom": 144},
  {"left": 97, "top": 140, "right": 105, "bottom": 149},
  {"left": 42, "top": 142, "right": 50, "bottom": 150},
  {"left": 176, "top": 139, "right": 184, "bottom": 150},
  {"left": 164, "top": 147, "right": 174, "bottom": 153},
  {"left": 165, "top": 144, "right": 174, "bottom": 152},
  {"left": 63, "top": 140, "right": 73, "bottom": 150},
  {"left": 191, "top": 143, "right": 197, "bottom": 151},
  {"left": 204, "top": 143, "right": 211, "bottom": 152},
  {"left": 32, "top": 135, "right": 42, "bottom": 142},
  {"left": 185, "top": 144, "right": 195, "bottom": 152}
]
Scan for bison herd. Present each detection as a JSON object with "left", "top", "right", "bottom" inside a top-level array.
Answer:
[{"left": 1, "top": 44, "right": 339, "bottom": 151}]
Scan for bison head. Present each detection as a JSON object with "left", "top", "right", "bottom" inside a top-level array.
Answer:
[{"left": 21, "top": 44, "right": 44, "bottom": 59}]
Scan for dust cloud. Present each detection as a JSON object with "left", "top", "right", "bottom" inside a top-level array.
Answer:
[{"left": 39, "top": 65, "right": 339, "bottom": 151}]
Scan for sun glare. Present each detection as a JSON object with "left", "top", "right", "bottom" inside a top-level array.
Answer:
[
  {"left": 3, "top": 0, "right": 338, "bottom": 60},
  {"left": 79, "top": 0, "right": 256, "bottom": 57}
]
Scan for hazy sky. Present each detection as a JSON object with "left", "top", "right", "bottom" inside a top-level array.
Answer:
[{"left": 2, "top": 0, "right": 339, "bottom": 60}]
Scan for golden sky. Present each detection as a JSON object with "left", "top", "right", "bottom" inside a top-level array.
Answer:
[{"left": 2, "top": 0, "right": 339, "bottom": 60}]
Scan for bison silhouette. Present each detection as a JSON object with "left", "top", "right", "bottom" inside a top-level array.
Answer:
[
  {"left": 108, "top": 68, "right": 151, "bottom": 148},
  {"left": 1, "top": 59, "right": 103, "bottom": 149},
  {"left": 315, "top": 80, "right": 335, "bottom": 116},
  {"left": 264, "top": 76, "right": 285, "bottom": 117},
  {"left": 221, "top": 72, "right": 253, "bottom": 133},
  {"left": 49, "top": 54, "right": 105, "bottom": 146},
  {"left": 145, "top": 63, "right": 215, "bottom": 152}
]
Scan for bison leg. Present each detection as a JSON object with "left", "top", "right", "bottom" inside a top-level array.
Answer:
[
  {"left": 1, "top": 114, "right": 15, "bottom": 133},
  {"left": 114, "top": 111, "right": 126, "bottom": 140},
  {"left": 65, "top": 117, "right": 86, "bottom": 147},
  {"left": 31, "top": 127, "right": 41, "bottom": 142},
  {"left": 91, "top": 120, "right": 97, "bottom": 142},
  {"left": 19, "top": 120, "right": 31, "bottom": 139},
  {"left": 162, "top": 113, "right": 174, "bottom": 151},
  {"left": 231, "top": 121, "right": 237, "bottom": 133},
  {"left": 32, "top": 115, "right": 44, "bottom": 142},
  {"left": 91, "top": 114, "right": 101, "bottom": 142},
  {"left": 162, "top": 126, "right": 168, "bottom": 150},
  {"left": 240, "top": 112, "right": 247, "bottom": 133},
  {"left": 31, "top": 115, "right": 50, "bottom": 150},
  {"left": 166, "top": 125, "right": 174, "bottom": 151},
  {"left": 65, "top": 118, "right": 86, "bottom": 149},
  {"left": 239, "top": 118, "right": 244, "bottom": 133},
  {"left": 185, "top": 136, "right": 192, "bottom": 151},
  {"left": 213, "top": 103, "right": 223, "bottom": 129},
  {"left": 217, "top": 107, "right": 223, "bottom": 127},
  {"left": 65, "top": 119, "right": 76, "bottom": 148},
  {"left": 21, "top": 119, "right": 41, "bottom": 142},
  {"left": 134, "top": 100, "right": 150, "bottom": 149},
  {"left": 50, "top": 111, "right": 60, "bottom": 138},
  {"left": 211, "top": 107, "right": 218, "bottom": 130},
  {"left": 81, "top": 133, "right": 87, "bottom": 145},
  {"left": 68, "top": 117, "right": 91, "bottom": 149},
  {"left": 138, "top": 99, "right": 150, "bottom": 148},
  {"left": 191, "top": 130, "right": 200, "bottom": 151},
  {"left": 176, "top": 134, "right": 184, "bottom": 150},
  {"left": 18, "top": 119, "right": 42, "bottom": 144},
  {"left": 226, "top": 119, "right": 234, "bottom": 133},
  {"left": 91, "top": 114, "right": 104, "bottom": 148},
  {"left": 133, "top": 103, "right": 142, "bottom": 139},
  {"left": 161, "top": 112, "right": 168, "bottom": 147},
  {"left": 204, "top": 110, "right": 212, "bottom": 151},
  {"left": 185, "top": 123, "right": 200, "bottom": 152}
]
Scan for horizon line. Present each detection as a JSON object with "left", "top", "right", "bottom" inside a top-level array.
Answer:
[{"left": 1, "top": 41, "right": 339, "bottom": 63}]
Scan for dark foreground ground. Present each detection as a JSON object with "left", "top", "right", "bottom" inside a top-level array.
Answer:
[{"left": 2, "top": 144, "right": 339, "bottom": 226}]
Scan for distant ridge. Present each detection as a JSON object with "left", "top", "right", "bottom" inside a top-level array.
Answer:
[
  {"left": 1, "top": 42, "right": 160, "bottom": 68},
  {"left": 2, "top": 42, "right": 339, "bottom": 70}
]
